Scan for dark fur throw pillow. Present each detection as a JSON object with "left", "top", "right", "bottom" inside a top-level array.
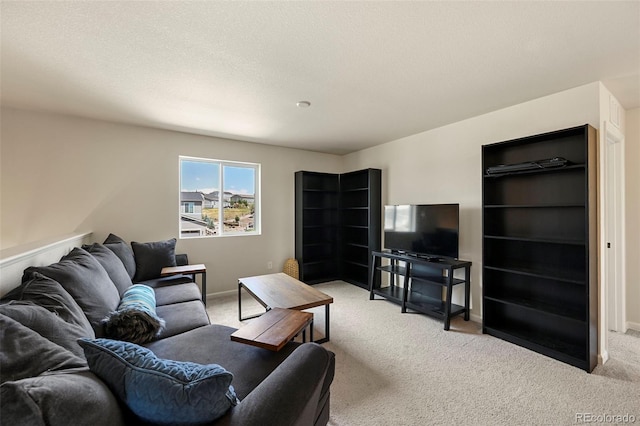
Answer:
[{"left": 102, "top": 284, "right": 165, "bottom": 344}]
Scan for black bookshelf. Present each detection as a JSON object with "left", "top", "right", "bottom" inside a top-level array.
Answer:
[
  {"left": 295, "top": 169, "right": 381, "bottom": 287},
  {"left": 295, "top": 171, "right": 339, "bottom": 284},
  {"left": 482, "top": 124, "right": 597, "bottom": 372},
  {"left": 339, "top": 169, "right": 382, "bottom": 288}
]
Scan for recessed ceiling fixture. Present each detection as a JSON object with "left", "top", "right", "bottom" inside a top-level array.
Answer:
[{"left": 296, "top": 101, "right": 311, "bottom": 108}]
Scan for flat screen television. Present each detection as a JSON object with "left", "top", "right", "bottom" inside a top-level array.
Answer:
[{"left": 384, "top": 204, "right": 459, "bottom": 259}]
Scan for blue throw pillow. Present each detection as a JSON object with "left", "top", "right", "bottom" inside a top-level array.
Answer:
[
  {"left": 102, "top": 284, "right": 165, "bottom": 344},
  {"left": 78, "top": 338, "right": 239, "bottom": 425}
]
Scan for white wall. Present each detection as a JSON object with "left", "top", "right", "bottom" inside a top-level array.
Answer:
[
  {"left": 625, "top": 107, "right": 640, "bottom": 330},
  {"left": 342, "top": 82, "right": 601, "bottom": 321},
  {"left": 0, "top": 108, "right": 343, "bottom": 294},
  {"left": 2, "top": 82, "right": 633, "bottom": 328}
]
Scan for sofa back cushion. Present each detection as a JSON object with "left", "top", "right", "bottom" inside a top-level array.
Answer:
[
  {"left": 0, "top": 302, "right": 91, "bottom": 358},
  {"left": 83, "top": 243, "right": 133, "bottom": 296},
  {"left": 0, "top": 314, "right": 86, "bottom": 383},
  {"left": 0, "top": 371, "right": 125, "bottom": 426},
  {"left": 2, "top": 272, "right": 94, "bottom": 339},
  {"left": 24, "top": 247, "right": 120, "bottom": 333},
  {"left": 103, "top": 233, "right": 136, "bottom": 280}
]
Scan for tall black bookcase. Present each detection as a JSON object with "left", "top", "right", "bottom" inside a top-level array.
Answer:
[
  {"left": 295, "top": 169, "right": 381, "bottom": 287},
  {"left": 482, "top": 124, "right": 597, "bottom": 372},
  {"left": 339, "top": 169, "right": 382, "bottom": 288}
]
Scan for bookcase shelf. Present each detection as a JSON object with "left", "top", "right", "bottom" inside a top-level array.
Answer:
[{"left": 482, "top": 124, "right": 597, "bottom": 372}]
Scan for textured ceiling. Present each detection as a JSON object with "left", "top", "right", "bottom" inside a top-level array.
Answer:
[{"left": 1, "top": 1, "right": 639, "bottom": 154}]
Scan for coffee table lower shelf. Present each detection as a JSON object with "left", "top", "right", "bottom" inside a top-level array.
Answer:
[{"left": 230, "top": 308, "right": 314, "bottom": 352}]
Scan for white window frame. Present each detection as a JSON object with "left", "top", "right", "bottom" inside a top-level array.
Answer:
[{"left": 179, "top": 156, "right": 261, "bottom": 239}]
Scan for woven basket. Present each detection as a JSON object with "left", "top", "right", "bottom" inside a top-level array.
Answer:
[{"left": 283, "top": 258, "right": 299, "bottom": 279}]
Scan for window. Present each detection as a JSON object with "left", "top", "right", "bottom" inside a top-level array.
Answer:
[{"left": 179, "top": 156, "right": 260, "bottom": 238}]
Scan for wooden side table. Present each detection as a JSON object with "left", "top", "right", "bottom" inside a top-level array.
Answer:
[
  {"left": 160, "top": 264, "right": 207, "bottom": 306},
  {"left": 230, "top": 308, "right": 313, "bottom": 351}
]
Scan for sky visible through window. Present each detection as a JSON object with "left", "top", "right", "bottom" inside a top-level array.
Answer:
[
  {"left": 181, "top": 160, "right": 255, "bottom": 195},
  {"left": 181, "top": 160, "right": 219, "bottom": 193}
]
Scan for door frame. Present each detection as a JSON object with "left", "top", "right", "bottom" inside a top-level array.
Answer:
[{"left": 603, "top": 121, "right": 627, "bottom": 335}]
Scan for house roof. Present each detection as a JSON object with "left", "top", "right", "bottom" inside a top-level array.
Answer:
[
  {"left": 1, "top": 2, "right": 638, "bottom": 154},
  {"left": 231, "top": 194, "right": 255, "bottom": 200},
  {"left": 180, "top": 191, "right": 204, "bottom": 203}
]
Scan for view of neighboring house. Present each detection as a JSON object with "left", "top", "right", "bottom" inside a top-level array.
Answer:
[
  {"left": 180, "top": 190, "right": 253, "bottom": 238},
  {"left": 180, "top": 191, "right": 204, "bottom": 219},
  {"left": 203, "top": 192, "right": 217, "bottom": 208},
  {"left": 230, "top": 194, "right": 254, "bottom": 204},
  {"left": 202, "top": 191, "right": 233, "bottom": 208}
]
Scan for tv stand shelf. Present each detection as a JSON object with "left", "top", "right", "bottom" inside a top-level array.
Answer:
[{"left": 368, "top": 250, "right": 471, "bottom": 330}]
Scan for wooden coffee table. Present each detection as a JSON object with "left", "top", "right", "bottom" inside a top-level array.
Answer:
[
  {"left": 238, "top": 272, "right": 334, "bottom": 343},
  {"left": 230, "top": 308, "right": 313, "bottom": 351}
]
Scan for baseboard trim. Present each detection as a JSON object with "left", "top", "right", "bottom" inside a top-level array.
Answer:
[
  {"left": 598, "top": 349, "right": 609, "bottom": 365},
  {"left": 626, "top": 321, "right": 640, "bottom": 332},
  {"left": 206, "top": 289, "right": 236, "bottom": 300}
]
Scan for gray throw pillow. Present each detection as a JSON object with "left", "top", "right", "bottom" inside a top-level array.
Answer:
[
  {"left": 24, "top": 247, "right": 120, "bottom": 332},
  {"left": 83, "top": 243, "right": 133, "bottom": 296},
  {"left": 103, "top": 234, "right": 136, "bottom": 280},
  {"left": 2, "top": 272, "right": 94, "bottom": 339},
  {"left": 131, "top": 238, "right": 177, "bottom": 283},
  {"left": 0, "top": 314, "right": 86, "bottom": 384}
]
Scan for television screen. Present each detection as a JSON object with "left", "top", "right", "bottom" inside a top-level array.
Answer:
[{"left": 384, "top": 204, "right": 459, "bottom": 259}]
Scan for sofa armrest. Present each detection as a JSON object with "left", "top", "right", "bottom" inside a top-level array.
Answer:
[
  {"left": 218, "top": 343, "right": 334, "bottom": 426},
  {"left": 175, "top": 253, "right": 189, "bottom": 266}
]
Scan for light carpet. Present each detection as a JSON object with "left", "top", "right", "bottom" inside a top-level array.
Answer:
[{"left": 207, "top": 281, "right": 640, "bottom": 426}]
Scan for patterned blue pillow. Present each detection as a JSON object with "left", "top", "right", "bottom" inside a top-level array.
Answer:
[{"left": 78, "top": 338, "right": 239, "bottom": 424}]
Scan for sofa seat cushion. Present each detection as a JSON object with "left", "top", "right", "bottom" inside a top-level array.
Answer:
[
  {"left": 83, "top": 243, "right": 133, "bottom": 296},
  {"left": 139, "top": 274, "right": 193, "bottom": 289},
  {"left": 155, "top": 300, "right": 210, "bottom": 339},
  {"left": 0, "top": 371, "right": 125, "bottom": 426},
  {"left": 144, "top": 324, "right": 301, "bottom": 399},
  {"left": 79, "top": 338, "right": 239, "bottom": 425},
  {"left": 154, "top": 282, "right": 202, "bottom": 306},
  {"left": 24, "top": 247, "right": 120, "bottom": 332},
  {"left": 0, "top": 314, "right": 86, "bottom": 383}
]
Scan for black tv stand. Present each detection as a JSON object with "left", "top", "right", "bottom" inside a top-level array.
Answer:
[
  {"left": 399, "top": 251, "right": 446, "bottom": 262},
  {"left": 369, "top": 250, "right": 472, "bottom": 330},
  {"left": 419, "top": 254, "right": 443, "bottom": 262}
]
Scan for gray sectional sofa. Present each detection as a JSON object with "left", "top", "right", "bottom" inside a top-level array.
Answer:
[{"left": 0, "top": 234, "right": 334, "bottom": 426}]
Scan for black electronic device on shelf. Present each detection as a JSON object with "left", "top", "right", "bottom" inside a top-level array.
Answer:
[
  {"left": 485, "top": 156, "right": 568, "bottom": 176},
  {"left": 383, "top": 204, "right": 459, "bottom": 259}
]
